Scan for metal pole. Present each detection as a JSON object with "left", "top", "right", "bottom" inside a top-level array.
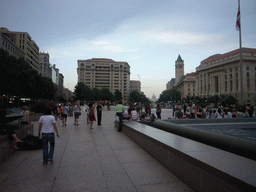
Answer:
[{"left": 238, "top": 0, "right": 243, "bottom": 104}]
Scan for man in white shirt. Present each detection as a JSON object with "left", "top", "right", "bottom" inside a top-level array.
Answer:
[{"left": 38, "top": 107, "right": 59, "bottom": 165}]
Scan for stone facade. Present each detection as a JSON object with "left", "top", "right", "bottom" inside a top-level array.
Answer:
[
  {"left": 196, "top": 48, "right": 256, "bottom": 105},
  {"left": 77, "top": 58, "right": 130, "bottom": 102},
  {"left": 130, "top": 80, "right": 141, "bottom": 93},
  {"left": 39, "top": 52, "right": 52, "bottom": 79},
  {"left": 0, "top": 30, "right": 24, "bottom": 58},
  {"left": 0, "top": 28, "right": 39, "bottom": 72},
  {"left": 176, "top": 73, "right": 196, "bottom": 100},
  {"left": 167, "top": 55, "right": 196, "bottom": 100}
]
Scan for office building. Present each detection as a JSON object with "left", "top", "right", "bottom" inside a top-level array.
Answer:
[
  {"left": 130, "top": 80, "right": 141, "bottom": 93},
  {"left": 39, "top": 52, "right": 52, "bottom": 79},
  {"left": 0, "top": 28, "right": 39, "bottom": 72},
  {"left": 0, "top": 30, "right": 24, "bottom": 58},
  {"left": 196, "top": 47, "right": 256, "bottom": 104},
  {"left": 77, "top": 58, "right": 130, "bottom": 101}
]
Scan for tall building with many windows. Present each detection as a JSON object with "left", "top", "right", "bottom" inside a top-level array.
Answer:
[
  {"left": 39, "top": 52, "right": 52, "bottom": 79},
  {"left": 0, "top": 28, "right": 39, "bottom": 72},
  {"left": 77, "top": 58, "right": 130, "bottom": 101},
  {"left": 0, "top": 30, "right": 24, "bottom": 58},
  {"left": 130, "top": 80, "right": 141, "bottom": 93}
]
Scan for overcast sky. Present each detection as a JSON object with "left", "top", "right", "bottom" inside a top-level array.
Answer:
[{"left": 1, "top": 0, "right": 255, "bottom": 99}]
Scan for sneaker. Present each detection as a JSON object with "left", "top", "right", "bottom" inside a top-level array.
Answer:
[{"left": 48, "top": 159, "right": 53, "bottom": 163}]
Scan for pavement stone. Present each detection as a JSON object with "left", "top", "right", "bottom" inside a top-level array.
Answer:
[{"left": 0, "top": 106, "right": 193, "bottom": 192}]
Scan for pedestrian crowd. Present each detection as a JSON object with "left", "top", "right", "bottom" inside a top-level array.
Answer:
[{"left": 172, "top": 102, "right": 254, "bottom": 119}]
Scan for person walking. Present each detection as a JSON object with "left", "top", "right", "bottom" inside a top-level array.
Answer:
[
  {"left": 116, "top": 101, "right": 124, "bottom": 132},
  {"left": 38, "top": 107, "right": 59, "bottom": 165},
  {"left": 73, "top": 102, "right": 81, "bottom": 126},
  {"left": 61, "top": 103, "right": 69, "bottom": 126},
  {"left": 88, "top": 103, "right": 96, "bottom": 129},
  {"left": 96, "top": 102, "right": 103, "bottom": 125},
  {"left": 156, "top": 103, "right": 162, "bottom": 119}
]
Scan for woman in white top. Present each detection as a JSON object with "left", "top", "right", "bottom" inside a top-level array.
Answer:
[
  {"left": 214, "top": 109, "right": 223, "bottom": 119},
  {"left": 73, "top": 102, "right": 81, "bottom": 126},
  {"left": 131, "top": 108, "right": 138, "bottom": 121},
  {"left": 38, "top": 107, "right": 59, "bottom": 165}
]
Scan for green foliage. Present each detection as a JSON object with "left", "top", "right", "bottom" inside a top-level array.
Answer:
[
  {"left": 100, "top": 87, "right": 113, "bottom": 101},
  {"left": 74, "top": 82, "right": 90, "bottom": 101},
  {"left": 0, "top": 48, "right": 56, "bottom": 100},
  {"left": 222, "top": 95, "right": 238, "bottom": 106},
  {"left": 114, "top": 90, "right": 122, "bottom": 101},
  {"left": 91, "top": 88, "right": 101, "bottom": 101},
  {"left": 30, "top": 99, "right": 57, "bottom": 113},
  {"left": 74, "top": 83, "right": 117, "bottom": 102},
  {"left": 157, "top": 89, "right": 181, "bottom": 103},
  {"left": 129, "top": 90, "right": 150, "bottom": 103}
]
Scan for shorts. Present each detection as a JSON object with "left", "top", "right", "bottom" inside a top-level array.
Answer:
[
  {"left": 61, "top": 114, "right": 67, "bottom": 118},
  {"left": 74, "top": 112, "right": 80, "bottom": 119}
]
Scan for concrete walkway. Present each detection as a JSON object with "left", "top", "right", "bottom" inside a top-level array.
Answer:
[{"left": 0, "top": 106, "right": 193, "bottom": 192}]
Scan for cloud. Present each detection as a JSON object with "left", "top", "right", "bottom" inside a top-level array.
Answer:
[
  {"left": 130, "top": 56, "right": 141, "bottom": 60},
  {"left": 87, "top": 40, "right": 138, "bottom": 53}
]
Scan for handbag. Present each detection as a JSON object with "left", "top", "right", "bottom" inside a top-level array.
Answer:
[{"left": 59, "top": 108, "right": 64, "bottom": 114}]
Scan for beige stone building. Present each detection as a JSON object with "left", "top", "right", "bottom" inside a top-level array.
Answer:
[
  {"left": 175, "top": 55, "right": 184, "bottom": 86},
  {"left": 166, "top": 78, "right": 175, "bottom": 90},
  {"left": 0, "top": 28, "right": 39, "bottom": 72},
  {"left": 196, "top": 48, "right": 256, "bottom": 105},
  {"left": 176, "top": 72, "right": 196, "bottom": 100},
  {"left": 166, "top": 55, "right": 196, "bottom": 100},
  {"left": 0, "top": 30, "right": 24, "bottom": 58},
  {"left": 77, "top": 58, "right": 130, "bottom": 102},
  {"left": 39, "top": 52, "right": 52, "bottom": 79},
  {"left": 130, "top": 80, "right": 141, "bottom": 93}
]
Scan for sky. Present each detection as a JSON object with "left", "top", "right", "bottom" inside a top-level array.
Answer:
[{"left": 1, "top": 0, "right": 255, "bottom": 99}]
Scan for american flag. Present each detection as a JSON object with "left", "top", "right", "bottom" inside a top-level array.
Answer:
[{"left": 236, "top": 0, "right": 240, "bottom": 31}]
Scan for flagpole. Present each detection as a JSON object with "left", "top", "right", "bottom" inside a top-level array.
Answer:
[{"left": 238, "top": 0, "right": 243, "bottom": 104}]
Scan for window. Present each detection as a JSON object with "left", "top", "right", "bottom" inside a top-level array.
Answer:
[
  {"left": 247, "top": 67, "right": 249, "bottom": 70},
  {"left": 247, "top": 79, "right": 250, "bottom": 91},
  {"left": 230, "top": 81, "right": 233, "bottom": 92},
  {"left": 215, "top": 76, "right": 219, "bottom": 93},
  {"left": 247, "top": 72, "right": 250, "bottom": 78},
  {"left": 230, "top": 74, "right": 232, "bottom": 79}
]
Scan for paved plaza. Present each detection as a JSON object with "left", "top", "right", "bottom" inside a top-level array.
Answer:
[{"left": 0, "top": 106, "right": 193, "bottom": 192}]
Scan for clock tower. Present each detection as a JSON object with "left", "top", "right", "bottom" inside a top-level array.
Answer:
[{"left": 175, "top": 55, "right": 184, "bottom": 86}]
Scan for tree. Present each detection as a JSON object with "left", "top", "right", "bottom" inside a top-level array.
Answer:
[
  {"left": 129, "top": 90, "right": 141, "bottom": 102},
  {"left": 100, "top": 87, "right": 113, "bottom": 102},
  {"left": 91, "top": 88, "right": 101, "bottom": 101},
  {"left": 129, "top": 90, "right": 150, "bottom": 103},
  {"left": 114, "top": 90, "right": 122, "bottom": 101},
  {"left": 157, "top": 89, "right": 181, "bottom": 103},
  {"left": 222, "top": 95, "right": 238, "bottom": 106},
  {"left": 0, "top": 48, "right": 57, "bottom": 101},
  {"left": 74, "top": 82, "right": 89, "bottom": 101}
]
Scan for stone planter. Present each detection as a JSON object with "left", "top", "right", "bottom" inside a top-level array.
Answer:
[{"left": 29, "top": 113, "right": 43, "bottom": 121}]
